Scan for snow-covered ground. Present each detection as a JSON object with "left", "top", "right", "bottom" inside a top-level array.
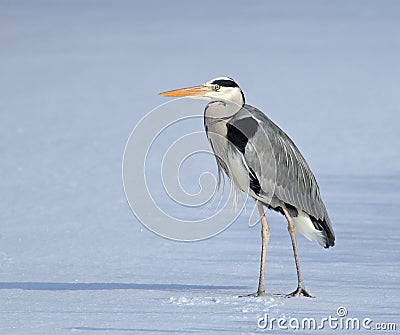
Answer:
[{"left": 0, "top": 1, "right": 399, "bottom": 334}]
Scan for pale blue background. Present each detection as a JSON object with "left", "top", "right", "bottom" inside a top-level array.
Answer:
[{"left": 0, "top": 1, "right": 399, "bottom": 334}]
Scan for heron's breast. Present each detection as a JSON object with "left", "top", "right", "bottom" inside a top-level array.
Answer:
[{"left": 225, "top": 148, "right": 251, "bottom": 193}]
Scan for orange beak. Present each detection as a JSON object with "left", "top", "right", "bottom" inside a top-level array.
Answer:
[{"left": 159, "top": 85, "right": 210, "bottom": 97}]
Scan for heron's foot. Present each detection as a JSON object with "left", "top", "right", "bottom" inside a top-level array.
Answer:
[
  {"left": 286, "top": 286, "right": 314, "bottom": 298},
  {"left": 239, "top": 290, "right": 267, "bottom": 298}
]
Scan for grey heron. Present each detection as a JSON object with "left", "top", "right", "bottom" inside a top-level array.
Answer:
[{"left": 159, "top": 77, "right": 335, "bottom": 297}]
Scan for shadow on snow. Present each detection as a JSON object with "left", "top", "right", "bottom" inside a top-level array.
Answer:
[{"left": 0, "top": 282, "right": 247, "bottom": 292}]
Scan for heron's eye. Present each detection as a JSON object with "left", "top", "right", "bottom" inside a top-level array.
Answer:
[{"left": 214, "top": 84, "right": 221, "bottom": 91}]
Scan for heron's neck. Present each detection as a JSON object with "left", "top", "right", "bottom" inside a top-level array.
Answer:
[{"left": 204, "top": 100, "right": 242, "bottom": 120}]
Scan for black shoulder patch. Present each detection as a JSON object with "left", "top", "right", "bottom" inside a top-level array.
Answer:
[
  {"left": 210, "top": 79, "right": 239, "bottom": 88},
  {"left": 226, "top": 117, "right": 258, "bottom": 154}
]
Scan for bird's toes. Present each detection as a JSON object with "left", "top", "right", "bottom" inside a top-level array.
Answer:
[
  {"left": 239, "top": 290, "right": 267, "bottom": 298},
  {"left": 286, "top": 287, "right": 314, "bottom": 298}
]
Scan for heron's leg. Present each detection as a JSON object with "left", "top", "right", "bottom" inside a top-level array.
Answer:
[
  {"left": 256, "top": 201, "right": 270, "bottom": 296},
  {"left": 239, "top": 201, "right": 270, "bottom": 297},
  {"left": 281, "top": 202, "right": 313, "bottom": 298}
]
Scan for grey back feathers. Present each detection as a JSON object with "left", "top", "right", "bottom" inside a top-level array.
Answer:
[{"left": 204, "top": 103, "right": 335, "bottom": 247}]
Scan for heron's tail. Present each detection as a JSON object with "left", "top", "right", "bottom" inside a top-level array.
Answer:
[
  {"left": 311, "top": 215, "right": 335, "bottom": 248},
  {"left": 293, "top": 211, "right": 335, "bottom": 248}
]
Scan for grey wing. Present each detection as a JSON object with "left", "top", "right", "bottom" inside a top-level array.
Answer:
[{"left": 236, "top": 105, "right": 332, "bottom": 228}]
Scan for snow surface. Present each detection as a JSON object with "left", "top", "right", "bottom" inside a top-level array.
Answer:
[{"left": 1, "top": 0, "right": 399, "bottom": 334}]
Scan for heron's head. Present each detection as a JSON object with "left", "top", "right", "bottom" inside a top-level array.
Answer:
[{"left": 159, "top": 77, "right": 245, "bottom": 108}]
